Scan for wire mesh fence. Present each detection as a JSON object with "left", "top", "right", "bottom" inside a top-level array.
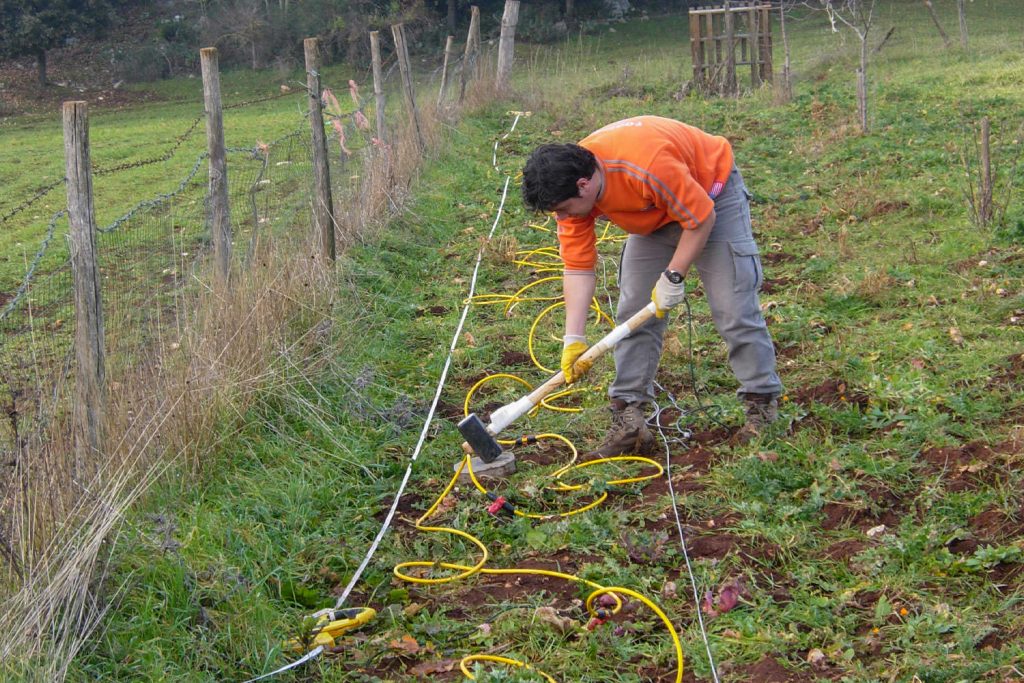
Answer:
[
  {"left": 0, "top": 94, "right": 318, "bottom": 487},
  {"left": 0, "top": 13, "right": 497, "bottom": 598}
]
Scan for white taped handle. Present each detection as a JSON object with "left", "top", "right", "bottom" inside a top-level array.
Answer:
[{"left": 484, "top": 302, "right": 657, "bottom": 439}]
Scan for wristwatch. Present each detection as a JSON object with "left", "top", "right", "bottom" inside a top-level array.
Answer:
[{"left": 663, "top": 269, "right": 684, "bottom": 284}]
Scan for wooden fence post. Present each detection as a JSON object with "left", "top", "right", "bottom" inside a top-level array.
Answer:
[
  {"left": 438, "top": 35, "right": 456, "bottom": 107},
  {"left": 304, "top": 37, "right": 336, "bottom": 263},
  {"left": 370, "top": 31, "right": 387, "bottom": 143},
  {"left": 724, "top": 1, "right": 736, "bottom": 96},
  {"left": 199, "top": 48, "right": 232, "bottom": 284},
  {"left": 391, "top": 23, "right": 425, "bottom": 150},
  {"left": 63, "top": 101, "right": 106, "bottom": 463},
  {"left": 459, "top": 6, "right": 481, "bottom": 103},
  {"left": 761, "top": 5, "right": 774, "bottom": 84},
  {"left": 748, "top": 5, "right": 761, "bottom": 88},
  {"left": 496, "top": 0, "right": 520, "bottom": 90},
  {"left": 689, "top": 10, "right": 703, "bottom": 88}
]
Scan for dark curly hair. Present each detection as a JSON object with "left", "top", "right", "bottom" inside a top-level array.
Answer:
[{"left": 521, "top": 143, "right": 598, "bottom": 212}]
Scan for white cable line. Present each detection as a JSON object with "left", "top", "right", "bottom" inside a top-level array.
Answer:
[
  {"left": 243, "top": 646, "right": 323, "bottom": 682},
  {"left": 334, "top": 122, "right": 519, "bottom": 608},
  {"left": 244, "top": 126, "right": 518, "bottom": 683},
  {"left": 652, "top": 391, "right": 721, "bottom": 683}
]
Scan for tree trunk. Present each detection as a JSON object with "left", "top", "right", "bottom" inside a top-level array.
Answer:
[
  {"left": 779, "top": 1, "right": 792, "bottom": 102},
  {"left": 35, "top": 49, "right": 47, "bottom": 87},
  {"left": 857, "top": 35, "right": 869, "bottom": 133},
  {"left": 957, "top": 0, "right": 968, "bottom": 49},
  {"left": 922, "top": 0, "right": 951, "bottom": 48},
  {"left": 447, "top": 0, "right": 457, "bottom": 35},
  {"left": 566, "top": 0, "right": 575, "bottom": 21}
]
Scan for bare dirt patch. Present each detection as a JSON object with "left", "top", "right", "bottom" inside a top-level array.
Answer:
[
  {"left": 498, "top": 350, "right": 533, "bottom": 366},
  {"left": 789, "top": 379, "right": 869, "bottom": 410},
  {"left": 459, "top": 551, "right": 602, "bottom": 608},
  {"left": 919, "top": 440, "right": 1016, "bottom": 491},
  {"left": 820, "top": 483, "right": 906, "bottom": 531},
  {"left": 993, "top": 352, "right": 1024, "bottom": 387},
  {"left": 970, "top": 505, "right": 1024, "bottom": 543},
  {"left": 729, "top": 655, "right": 817, "bottom": 682}
]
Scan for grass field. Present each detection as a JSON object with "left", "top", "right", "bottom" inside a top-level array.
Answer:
[{"left": 3, "top": 1, "right": 1024, "bottom": 681}]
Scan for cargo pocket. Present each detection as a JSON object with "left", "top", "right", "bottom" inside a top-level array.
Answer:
[{"left": 729, "top": 239, "right": 763, "bottom": 293}]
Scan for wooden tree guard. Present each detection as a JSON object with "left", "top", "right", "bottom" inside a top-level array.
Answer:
[
  {"left": 459, "top": 6, "right": 482, "bottom": 103},
  {"left": 369, "top": 31, "right": 387, "bottom": 143},
  {"left": 391, "top": 23, "right": 425, "bottom": 150},
  {"left": 438, "top": 35, "right": 456, "bottom": 107},
  {"left": 689, "top": 2, "right": 773, "bottom": 95}
]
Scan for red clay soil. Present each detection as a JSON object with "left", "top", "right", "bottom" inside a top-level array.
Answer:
[
  {"left": 919, "top": 440, "right": 1016, "bottom": 492},
  {"left": 761, "top": 277, "right": 793, "bottom": 294},
  {"left": 731, "top": 655, "right": 817, "bottom": 682},
  {"left": 788, "top": 379, "right": 869, "bottom": 410},
  {"left": 970, "top": 505, "right": 1024, "bottom": 543},
  {"left": 819, "top": 483, "right": 906, "bottom": 531},
  {"left": 822, "top": 539, "right": 869, "bottom": 562},
  {"left": 458, "top": 552, "right": 603, "bottom": 608},
  {"left": 499, "top": 350, "right": 533, "bottom": 367},
  {"left": 993, "top": 352, "right": 1024, "bottom": 387}
]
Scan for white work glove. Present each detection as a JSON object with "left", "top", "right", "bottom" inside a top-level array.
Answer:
[
  {"left": 561, "top": 334, "right": 592, "bottom": 384},
  {"left": 651, "top": 272, "right": 686, "bottom": 318}
]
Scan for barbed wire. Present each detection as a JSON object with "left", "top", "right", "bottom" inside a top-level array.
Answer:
[
  {"left": 2, "top": 89, "right": 306, "bottom": 229},
  {"left": 0, "top": 181, "right": 65, "bottom": 227},
  {"left": 0, "top": 210, "right": 66, "bottom": 323}
]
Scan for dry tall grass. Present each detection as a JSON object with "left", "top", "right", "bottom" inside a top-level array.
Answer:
[{"left": 0, "top": 80, "right": 460, "bottom": 680}]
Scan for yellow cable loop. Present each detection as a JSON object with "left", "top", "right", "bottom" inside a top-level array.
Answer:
[
  {"left": 394, "top": 453, "right": 683, "bottom": 681},
  {"left": 539, "top": 387, "right": 590, "bottom": 413},
  {"left": 502, "top": 276, "right": 563, "bottom": 317},
  {"left": 528, "top": 300, "right": 614, "bottom": 375},
  {"left": 460, "top": 654, "right": 557, "bottom": 682},
  {"left": 394, "top": 208, "right": 683, "bottom": 682}
]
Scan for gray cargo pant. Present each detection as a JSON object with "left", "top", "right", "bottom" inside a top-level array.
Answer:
[{"left": 609, "top": 166, "right": 782, "bottom": 404}]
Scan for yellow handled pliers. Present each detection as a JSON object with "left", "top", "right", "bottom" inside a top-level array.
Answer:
[{"left": 287, "top": 607, "right": 377, "bottom": 652}]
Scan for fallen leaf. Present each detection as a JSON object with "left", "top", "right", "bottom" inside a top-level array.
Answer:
[
  {"left": 534, "top": 606, "right": 578, "bottom": 634},
  {"left": 866, "top": 524, "right": 887, "bottom": 538},
  {"left": 661, "top": 581, "right": 677, "bottom": 600},
  {"left": 410, "top": 659, "right": 458, "bottom": 677},
  {"left": 910, "top": 358, "right": 926, "bottom": 370},
  {"left": 464, "top": 332, "right": 476, "bottom": 347},
  {"left": 949, "top": 327, "right": 964, "bottom": 345},
  {"left": 757, "top": 451, "right": 779, "bottom": 463},
  {"left": 477, "top": 623, "right": 492, "bottom": 636},
  {"left": 389, "top": 634, "right": 421, "bottom": 655},
  {"left": 403, "top": 603, "right": 426, "bottom": 617}
]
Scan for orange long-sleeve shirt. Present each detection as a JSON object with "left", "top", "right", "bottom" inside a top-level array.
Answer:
[{"left": 557, "top": 116, "right": 734, "bottom": 270}]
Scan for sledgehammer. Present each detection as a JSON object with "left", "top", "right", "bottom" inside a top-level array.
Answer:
[{"left": 458, "top": 301, "right": 658, "bottom": 463}]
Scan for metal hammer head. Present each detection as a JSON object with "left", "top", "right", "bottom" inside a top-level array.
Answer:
[{"left": 458, "top": 413, "right": 503, "bottom": 463}]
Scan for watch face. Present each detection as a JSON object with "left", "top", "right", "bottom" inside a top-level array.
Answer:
[{"left": 665, "top": 270, "right": 683, "bottom": 284}]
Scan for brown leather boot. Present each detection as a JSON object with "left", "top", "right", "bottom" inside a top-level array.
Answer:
[
  {"left": 588, "top": 399, "right": 656, "bottom": 457},
  {"left": 734, "top": 392, "right": 779, "bottom": 444}
]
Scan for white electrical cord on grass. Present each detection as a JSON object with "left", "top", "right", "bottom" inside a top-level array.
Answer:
[
  {"left": 335, "top": 113, "right": 523, "bottom": 608},
  {"left": 243, "top": 115, "right": 521, "bottom": 683},
  {"left": 651, "top": 393, "right": 721, "bottom": 683}
]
